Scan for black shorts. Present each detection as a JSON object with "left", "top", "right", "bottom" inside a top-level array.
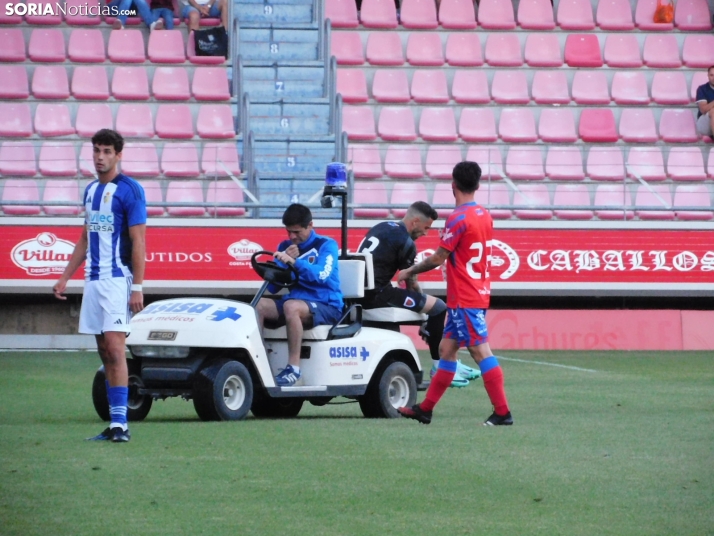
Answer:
[{"left": 360, "top": 286, "right": 426, "bottom": 312}]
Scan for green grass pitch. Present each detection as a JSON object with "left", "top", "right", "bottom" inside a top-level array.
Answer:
[{"left": 0, "top": 350, "right": 712, "bottom": 536}]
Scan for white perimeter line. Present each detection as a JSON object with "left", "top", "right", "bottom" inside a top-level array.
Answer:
[{"left": 458, "top": 350, "right": 599, "bottom": 373}]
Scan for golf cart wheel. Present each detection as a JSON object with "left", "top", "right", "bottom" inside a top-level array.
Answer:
[
  {"left": 193, "top": 360, "right": 253, "bottom": 422},
  {"left": 91, "top": 359, "right": 153, "bottom": 422},
  {"left": 359, "top": 361, "right": 416, "bottom": 419},
  {"left": 251, "top": 392, "right": 304, "bottom": 418}
]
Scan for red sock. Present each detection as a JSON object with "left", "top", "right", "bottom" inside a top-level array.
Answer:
[
  {"left": 420, "top": 368, "right": 455, "bottom": 412},
  {"left": 482, "top": 366, "right": 509, "bottom": 415}
]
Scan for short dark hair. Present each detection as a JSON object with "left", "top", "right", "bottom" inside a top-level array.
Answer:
[
  {"left": 91, "top": 129, "right": 124, "bottom": 154},
  {"left": 708, "top": 65, "right": 714, "bottom": 73},
  {"left": 282, "top": 203, "right": 312, "bottom": 227},
  {"left": 452, "top": 161, "right": 482, "bottom": 194},
  {"left": 407, "top": 201, "right": 438, "bottom": 221}
]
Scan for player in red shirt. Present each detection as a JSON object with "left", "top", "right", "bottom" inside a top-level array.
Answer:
[{"left": 396, "top": 161, "right": 512, "bottom": 426}]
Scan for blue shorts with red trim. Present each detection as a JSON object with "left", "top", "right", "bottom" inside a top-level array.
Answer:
[{"left": 444, "top": 307, "right": 489, "bottom": 348}]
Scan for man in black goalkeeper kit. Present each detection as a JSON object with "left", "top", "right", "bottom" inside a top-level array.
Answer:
[{"left": 357, "top": 201, "right": 480, "bottom": 387}]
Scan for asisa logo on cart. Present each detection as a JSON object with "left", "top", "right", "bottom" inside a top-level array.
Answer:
[{"left": 11, "top": 232, "right": 75, "bottom": 276}]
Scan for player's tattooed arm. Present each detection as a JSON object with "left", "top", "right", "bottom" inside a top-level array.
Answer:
[
  {"left": 405, "top": 275, "right": 422, "bottom": 294},
  {"left": 397, "top": 247, "right": 450, "bottom": 282}
]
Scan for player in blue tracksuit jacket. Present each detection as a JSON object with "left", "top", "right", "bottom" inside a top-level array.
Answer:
[{"left": 256, "top": 203, "right": 343, "bottom": 386}]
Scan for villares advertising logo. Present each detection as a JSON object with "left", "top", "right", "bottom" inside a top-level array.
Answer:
[
  {"left": 227, "top": 239, "right": 262, "bottom": 266},
  {"left": 5, "top": 2, "right": 135, "bottom": 17},
  {"left": 11, "top": 232, "right": 75, "bottom": 276}
]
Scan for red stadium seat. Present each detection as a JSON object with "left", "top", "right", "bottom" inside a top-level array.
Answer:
[
  {"left": 372, "top": 70, "right": 410, "bottom": 103},
  {"left": 390, "top": 182, "right": 428, "bottom": 218},
  {"left": 485, "top": 33, "right": 523, "bottom": 67},
  {"left": 336, "top": 69, "right": 368, "bottom": 104},
  {"left": 0, "top": 142, "right": 36, "bottom": 176},
  {"left": 360, "top": 0, "right": 398, "bottom": 28},
  {"left": 331, "top": 32, "right": 364, "bottom": 65},
  {"left": 513, "top": 183, "right": 552, "bottom": 220},
  {"left": 594, "top": 184, "right": 633, "bottom": 220},
  {"left": 627, "top": 147, "right": 666, "bottom": 182},
  {"left": 325, "top": 0, "right": 359, "bottom": 28},
  {"left": 466, "top": 145, "right": 503, "bottom": 180},
  {"left": 708, "top": 148, "right": 714, "bottom": 179},
  {"left": 161, "top": 142, "right": 200, "bottom": 177},
  {"left": 65, "top": 0, "right": 101, "bottom": 25},
  {"left": 538, "top": 108, "right": 577, "bottom": 143},
  {"left": 72, "top": 66, "right": 109, "bottom": 100},
  {"left": 553, "top": 184, "right": 593, "bottom": 220},
  {"left": 557, "top": 0, "right": 595, "bottom": 29},
  {"left": 604, "top": 34, "right": 642, "bottom": 68},
  {"left": 451, "top": 70, "right": 489, "bottom": 104},
  {"left": 474, "top": 183, "right": 512, "bottom": 219},
  {"left": 478, "top": 0, "right": 516, "bottom": 29},
  {"left": 682, "top": 35, "right": 714, "bottom": 69},
  {"left": 459, "top": 108, "right": 497, "bottom": 142},
  {"left": 659, "top": 109, "right": 699, "bottom": 143},
  {"left": 432, "top": 182, "right": 455, "bottom": 218},
  {"left": 197, "top": 105, "right": 235, "bottom": 139},
  {"left": 206, "top": 181, "right": 246, "bottom": 217},
  {"left": 401, "top": 0, "right": 438, "bottom": 29},
  {"left": 524, "top": 33, "right": 563, "bottom": 67},
  {"left": 674, "top": 0, "right": 712, "bottom": 31},
  {"left": 0, "top": 103, "right": 32, "bottom": 137},
  {"left": 419, "top": 107, "right": 457, "bottom": 142},
  {"left": 0, "top": 28, "right": 26, "bottom": 62},
  {"left": 499, "top": 108, "right": 537, "bottom": 143},
  {"left": 342, "top": 105, "right": 377, "bottom": 140},
  {"left": 2, "top": 179, "right": 41, "bottom": 215},
  {"left": 139, "top": 180, "right": 164, "bottom": 216},
  {"left": 445, "top": 33, "right": 483, "bottom": 67},
  {"left": 545, "top": 147, "right": 585, "bottom": 181},
  {"left": 201, "top": 142, "right": 241, "bottom": 177},
  {"left": 611, "top": 72, "right": 650, "bottom": 105},
  {"left": 29, "top": 29, "right": 66, "bottom": 62},
  {"left": 43, "top": 180, "right": 82, "bottom": 215},
  {"left": 517, "top": 0, "right": 555, "bottom": 30},
  {"left": 531, "top": 71, "right": 570, "bottom": 104},
  {"left": 366, "top": 32, "right": 404, "bottom": 66},
  {"left": 651, "top": 72, "right": 689, "bottom": 106},
  {"left": 348, "top": 144, "right": 382, "bottom": 178},
  {"left": 587, "top": 147, "right": 624, "bottom": 181},
  {"left": 353, "top": 181, "right": 389, "bottom": 218},
  {"left": 491, "top": 70, "right": 529, "bottom": 104},
  {"left": 108, "top": 30, "right": 146, "bottom": 63},
  {"left": 31, "top": 65, "right": 70, "bottom": 99},
  {"left": 411, "top": 70, "right": 449, "bottom": 104},
  {"left": 153, "top": 67, "right": 191, "bottom": 101},
  {"left": 667, "top": 147, "right": 707, "bottom": 181},
  {"left": 112, "top": 66, "right": 150, "bottom": 100},
  {"left": 643, "top": 35, "right": 681, "bottom": 68},
  {"left": 76, "top": 103, "right": 113, "bottom": 137},
  {"left": 596, "top": 0, "right": 634, "bottom": 30},
  {"left": 0, "top": 0, "right": 23, "bottom": 24},
  {"left": 635, "top": 0, "right": 673, "bottom": 30},
  {"left": 68, "top": 29, "right": 106, "bottom": 63},
  {"left": 564, "top": 34, "right": 602, "bottom": 67},
  {"left": 39, "top": 142, "right": 77, "bottom": 177},
  {"left": 148, "top": 30, "right": 186, "bottom": 64},
  {"left": 116, "top": 104, "right": 155, "bottom": 138},
  {"left": 25, "top": 0, "right": 62, "bottom": 24},
  {"left": 384, "top": 145, "right": 423, "bottom": 178},
  {"left": 166, "top": 180, "right": 205, "bottom": 216},
  {"left": 35, "top": 104, "right": 75, "bottom": 137},
  {"left": 0, "top": 65, "right": 29, "bottom": 99},
  {"left": 377, "top": 107, "right": 416, "bottom": 141},
  {"left": 635, "top": 184, "right": 675, "bottom": 220},
  {"left": 406, "top": 33, "right": 444, "bottom": 66},
  {"left": 438, "top": 0, "right": 476, "bottom": 29},
  {"left": 425, "top": 145, "right": 462, "bottom": 179},
  {"left": 506, "top": 147, "right": 544, "bottom": 180},
  {"left": 122, "top": 143, "right": 160, "bottom": 177},
  {"left": 673, "top": 184, "right": 713, "bottom": 221},
  {"left": 79, "top": 142, "right": 95, "bottom": 176},
  {"left": 579, "top": 109, "right": 618, "bottom": 143}
]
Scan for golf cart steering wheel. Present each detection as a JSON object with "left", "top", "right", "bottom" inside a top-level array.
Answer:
[{"left": 251, "top": 251, "right": 299, "bottom": 289}]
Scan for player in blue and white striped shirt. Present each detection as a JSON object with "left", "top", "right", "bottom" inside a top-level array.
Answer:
[{"left": 54, "top": 129, "right": 147, "bottom": 443}]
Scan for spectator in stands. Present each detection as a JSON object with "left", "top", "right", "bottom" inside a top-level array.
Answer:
[
  {"left": 695, "top": 65, "right": 714, "bottom": 139},
  {"left": 181, "top": 0, "right": 228, "bottom": 32},
  {"left": 255, "top": 204, "right": 344, "bottom": 387},
  {"left": 150, "top": 0, "right": 175, "bottom": 29},
  {"left": 109, "top": 0, "right": 164, "bottom": 30}
]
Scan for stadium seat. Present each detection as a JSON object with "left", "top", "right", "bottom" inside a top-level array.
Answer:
[
  {"left": 709, "top": 149, "right": 714, "bottom": 179},
  {"left": 360, "top": 0, "right": 398, "bottom": 28},
  {"left": 587, "top": 147, "right": 625, "bottom": 181},
  {"left": 39, "top": 143, "right": 77, "bottom": 177},
  {"left": 348, "top": 144, "right": 383, "bottom": 178},
  {"left": 43, "top": 180, "right": 82, "bottom": 215},
  {"left": 122, "top": 143, "right": 160, "bottom": 177},
  {"left": 445, "top": 33, "right": 483, "bottom": 67},
  {"left": 325, "top": 0, "right": 359, "bottom": 28},
  {"left": 579, "top": 109, "right": 618, "bottom": 143},
  {"left": 153, "top": 67, "right": 191, "bottom": 101},
  {"left": 451, "top": 70, "right": 489, "bottom": 104},
  {"left": 564, "top": 34, "right": 602, "bottom": 67},
  {"left": 596, "top": 0, "right": 634, "bottom": 30},
  {"left": 201, "top": 142, "right": 240, "bottom": 177},
  {"left": 474, "top": 182, "right": 512, "bottom": 219},
  {"left": 517, "top": 0, "right": 555, "bottom": 30},
  {"left": 365, "top": 32, "right": 404, "bottom": 66},
  {"left": 651, "top": 72, "right": 689, "bottom": 106},
  {"left": 65, "top": 0, "right": 101, "bottom": 25},
  {"left": 531, "top": 71, "right": 570, "bottom": 104},
  {"left": 604, "top": 34, "right": 643, "bottom": 68},
  {"left": 25, "top": 0, "right": 62, "bottom": 24},
  {"left": 139, "top": 180, "right": 164, "bottom": 216},
  {"left": 0, "top": 65, "right": 29, "bottom": 99},
  {"left": 426, "top": 145, "right": 462, "bottom": 179},
  {"left": 619, "top": 109, "right": 658, "bottom": 143},
  {"left": 206, "top": 181, "right": 246, "bottom": 217},
  {"left": 538, "top": 108, "right": 577, "bottom": 143},
  {"left": 432, "top": 182, "right": 455, "bottom": 218},
  {"left": 186, "top": 31, "right": 225, "bottom": 65},
  {"left": 0, "top": 0, "right": 22, "bottom": 24},
  {"left": 78, "top": 142, "right": 95, "bottom": 176},
  {"left": 682, "top": 35, "right": 714, "bottom": 69},
  {"left": 332, "top": 32, "right": 364, "bottom": 65},
  {"left": 197, "top": 105, "right": 235, "bottom": 139},
  {"left": 438, "top": 0, "right": 476, "bottom": 29},
  {"left": 524, "top": 34, "right": 563, "bottom": 67},
  {"left": 635, "top": 0, "right": 673, "bottom": 30},
  {"left": 491, "top": 71, "right": 529, "bottom": 104},
  {"left": 667, "top": 147, "right": 707, "bottom": 181},
  {"left": 478, "top": 0, "right": 516, "bottom": 29},
  {"left": 626, "top": 147, "right": 666, "bottom": 181},
  {"left": 72, "top": 66, "right": 109, "bottom": 100},
  {"left": 465, "top": 146, "right": 501, "bottom": 181},
  {"left": 108, "top": 30, "right": 145, "bottom": 63},
  {"left": 161, "top": 142, "right": 200, "bottom": 177},
  {"left": 545, "top": 147, "right": 585, "bottom": 181},
  {"left": 2, "top": 179, "right": 41, "bottom": 215},
  {"left": 406, "top": 33, "right": 444, "bottom": 66},
  {"left": 336, "top": 69, "right": 368, "bottom": 103},
  {"left": 611, "top": 72, "right": 650, "bottom": 105},
  {"left": 193, "top": 69, "right": 230, "bottom": 101},
  {"left": 553, "top": 184, "right": 593, "bottom": 220},
  {"left": 635, "top": 184, "right": 674, "bottom": 220},
  {"left": 499, "top": 108, "right": 537, "bottom": 142},
  {"left": 112, "top": 66, "right": 150, "bottom": 100},
  {"left": 148, "top": 30, "right": 186, "bottom": 64},
  {"left": 0, "top": 142, "right": 36, "bottom": 176},
  {"left": 674, "top": 0, "right": 712, "bottom": 31},
  {"left": 372, "top": 70, "right": 410, "bottom": 103},
  {"left": 166, "top": 180, "right": 205, "bottom": 216},
  {"left": 419, "top": 107, "right": 457, "bottom": 141},
  {"left": 643, "top": 35, "right": 681, "bottom": 68},
  {"left": 68, "top": 29, "right": 106, "bottom": 63},
  {"left": 35, "top": 104, "right": 74, "bottom": 137},
  {"left": 116, "top": 104, "right": 155, "bottom": 138},
  {"left": 673, "top": 184, "right": 713, "bottom": 221},
  {"left": 572, "top": 71, "right": 610, "bottom": 104},
  {"left": 353, "top": 181, "right": 389, "bottom": 218},
  {"left": 401, "top": 0, "right": 438, "bottom": 29},
  {"left": 459, "top": 108, "right": 497, "bottom": 142},
  {"left": 594, "top": 184, "right": 633, "bottom": 220},
  {"left": 506, "top": 147, "right": 545, "bottom": 180},
  {"left": 485, "top": 34, "right": 523, "bottom": 66},
  {"left": 691, "top": 72, "right": 707, "bottom": 102},
  {"left": 384, "top": 145, "right": 423, "bottom": 178},
  {"left": 32, "top": 65, "right": 69, "bottom": 99},
  {"left": 659, "top": 109, "right": 699, "bottom": 143},
  {"left": 342, "top": 106, "right": 377, "bottom": 140},
  {"left": 0, "top": 29, "right": 26, "bottom": 62},
  {"left": 0, "top": 103, "right": 32, "bottom": 137},
  {"left": 390, "top": 182, "right": 428, "bottom": 218},
  {"left": 411, "top": 70, "right": 449, "bottom": 104},
  {"left": 75, "top": 103, "right": 113, "bottom": 137},
  {"left": 557, "top": 0, "right": 595, "bottom": 29},
  {"left": 29, "top": 29, "right": 66, "bottom": 62},
  {"left": 377, "top": 107, "right": 416, "bottom": 141},
  {"left": 513, "top": 183, "right": 552, "bottom": 219}
]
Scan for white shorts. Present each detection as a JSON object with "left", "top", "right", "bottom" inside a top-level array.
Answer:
[
  {"left": 79, "top": 277, "right": 132, "bottom": 335},
  {"left": 697, "top": 113, "right": 713, "bottom": 136}
]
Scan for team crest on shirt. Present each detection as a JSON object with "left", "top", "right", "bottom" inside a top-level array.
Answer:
[
  {"left": 403, "top": 297, "right": 416, "bottom": 308},
  {"left": 103, "top": 191, "right": 112, "bottom": 204},
  {"left": 299, "top": 248, "right": 318, "bottom": 264}
]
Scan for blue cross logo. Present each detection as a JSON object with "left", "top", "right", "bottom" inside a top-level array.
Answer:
[
  {"left": 360, "top": 347, "right": 369, "bottom": 361},
  {"left": 207, "top": 307, "right": 242, "bottom": 322}
]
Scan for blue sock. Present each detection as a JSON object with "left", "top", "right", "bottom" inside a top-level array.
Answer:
[
  {"left": 107, "top": 386, "right": 129, "bottom": 430},
  {"left": 438, "top": 359, "right": 458, "bottom": 373},
  {"left": 477, "top": 356, "right": 500, "bottom": 374}
]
